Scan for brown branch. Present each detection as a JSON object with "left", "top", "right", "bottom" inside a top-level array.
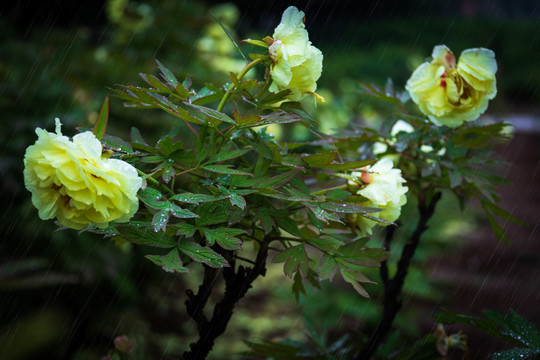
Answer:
[
  {"left": 356, "top": 192, "right": 442, "bottom": 360},
  {"left": 183, "top": 241, "right": 268, "bottom": 360}
]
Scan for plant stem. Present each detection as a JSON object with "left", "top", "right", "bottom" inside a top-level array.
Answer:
[
  {"left": 183, "top": 241, "right": 269, "bottom": 360},
  {"left": 216, "top": 57, "right": 266, "bottom": 113},
  {"left": 355, "top": 191, "right": 442, "bottom": 360}
]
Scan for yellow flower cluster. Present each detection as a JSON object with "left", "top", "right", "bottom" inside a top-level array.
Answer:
[
  {"left": 23, "top": 119, "right": 142, "bottom": 230},
  {"left": 406, "top": 45, "right": 497, "bottom": 127},
  {"left": 268, "top": 6, "right": 323, "bottom": 102}
]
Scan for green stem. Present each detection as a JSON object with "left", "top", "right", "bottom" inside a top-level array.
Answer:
[
  {"left": 311, "top": 184, "right": 348, "bottom": 196},
  {"left": 216, "top": 58, "right": 266, "bottom": 113},
  {"left": 137, "top": 169, "right": 174, "bottom": 196}
]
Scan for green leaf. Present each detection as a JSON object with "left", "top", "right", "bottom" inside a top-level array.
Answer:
[
  {"left": 101, "top": 134, "right": 133, "bottom": 153},
  {"left": 292, "top": 271, "right": 306, "bottom": 302},
  {"left": 139, "top": 73, "right": 171, "bottom": 92},
  {"left": 277, "top": 216, "right": 304, "bottom": 238},
  {"left": 258, "top": 111, "right": 304, "bottom": 125},
  {"left": 201, "top": 227, "right": 245, "bottom": 250},
  {"left": 482, "top": 201, "right": 528, "bottom": 227},
  {"left": 92, "top": 96, "right": 109, "bottom": 140},
  {"left": 177, "top": 241, "right": 229, "bottom": 268},
  {"left": 138, "top": 187, "right": 164, "bottom": 207},
  {"left": 228, "top": 192, "right": 246, "bottom": 210},
  {"left": 196, "top": 201, "right": 231, "bottom": 226},
  {"left": 317, "top": 253, "right": 337, "bottom": 281},
  {"left": 320, "top": 202, "right": 382, "bottom": 214},
  {"left": 191, "top": 85, "right": 223, "bottom": 105},
  {"left": 156, "top": 59, "right": 179, "bottom": 88},
  {"left": 302, "top": 152, "right": 337, "bottom": 167},
  {"left": 253, "top": 169, "right": 299, "bottom": 189},
  {"left": 491, "top": 348, "right": 539, "bottom": 360},
  {"left": 202, "top": 164, "right": 253, "bottom": 176},
  {"left": 273, "top": 244, "right": 309, "bottom": 277},
  {"left": 157, "top": 135, "right": 183, "bottom": 156},
  {"left": 171, "top": 193, "right": 228, "bottom": 204},
  {"left": 433, "top": 308, "right": 524, "bottom": 347},
  {"left": 117, "top": 226, "right": 177, "bottom": 248},
  {"left": 307, "top": 236, "right": 344, "bottom": 253},
  {"left": 305, "top": 203, "right": 344, "bottom": 224},
  {"left": 326, "top": 188, "right": 351, "bottom": 201},
  {"left": 484, "top": 309, "right": 540, "bottom": 349},
  {"left": 130, "top": 127, "right": 148, "bottom": 145},
  {"left": 338, "top": 266, "right": 370, "bottom": 298},
  {"left": 152, "top": 210, "right": 170, "bottom": 232},
  {"left": 177, "top": 102, "right": 235, "bottom": 126},
  {"left": 208, "top": 11, "right": 247, "bottom": 62},
  {"left": 206, "top": 148, "right": 251, "bottom": 164},
  {"left": 145, "top": 249, "right": 189, "bottom": 273},
  {"left": 175, "top": 223, "right": 196, "bottom": 237}
]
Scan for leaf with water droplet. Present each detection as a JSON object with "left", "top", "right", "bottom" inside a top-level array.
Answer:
[
  {"left": 178, "top": 240, "right": 229, "bottom": 268},
  {"left": 145, "top": 249, "right": 189, "bottom": 273}
]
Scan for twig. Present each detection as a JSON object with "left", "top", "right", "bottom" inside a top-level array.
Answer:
[{"left": 183, "top": 241, "right": 269, "bottom": 360}]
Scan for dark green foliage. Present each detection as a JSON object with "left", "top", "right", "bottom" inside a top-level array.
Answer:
[{"left": 435, "top": 309, "right": 540, "bottom": 360}]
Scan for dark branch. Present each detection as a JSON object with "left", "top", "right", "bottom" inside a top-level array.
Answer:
[
  {"left": 183, "top": 241, "right": 268, "bottom": 360},
  {"left": 356, "top": 192, "right": 442, "bottom": 360}
]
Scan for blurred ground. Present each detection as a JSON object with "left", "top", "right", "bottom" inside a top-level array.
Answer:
[{"left": 426, "top": 126, "right": 540, "bottom": 358}]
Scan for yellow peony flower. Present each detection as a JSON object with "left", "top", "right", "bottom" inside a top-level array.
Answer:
[
  {"left": 23, "top": 119, "right": 142, "bottom": 230},
  {"left": 349, "top": 158, "right": 408, "bottom": 235},
  {"left": 268, "top": 6, "right": 323, "bottom": 102},
  {"left": 406, "top": 45, "right": 497, "bottom": 128}
]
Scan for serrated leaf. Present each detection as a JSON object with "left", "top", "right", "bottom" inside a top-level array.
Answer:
[
  {"left": 156, "top": 59, "right": 179, "bottom": 88},
  {"left": 177, "top": 241, "right": 229, "bottom": 268},
  {"left": 273, "top": 244, "right": 309, "bottom": 277},
  {"left": 145, "top": 249, "right": 189, "bottom": 273},
  {"left": 130, "top": 127, "right": 149, "bottom": 145},
  {"left": 175, "top": 223, "right": 197, "bottom": 237},
  {"left": 157, "top": 135, "right": 183, "bottom": 156},
  {"left": 320, "top": 202, "right": 383, "bottom": 214},
  {"left": 202, "top": 164, "right": 253, "bottom": 176},
  {"left": 168, "top": 204, "right": 199, "bottom": 219},
  {"left": 93, "top": 96, "right": 109, "bottom": 140},
  {"left": 491, "top": 348, "right": 539, "bottom": 360},
  {"left": 171, "top": 193, "right": 228, "bottom": 204},
  {"left": 307, "top": 236, "right": 344, "bottom": 253},
  {"left": 206, "top": 148, "right": 251, "bottom": 164},
  {"left": 292, "top": 271, "right": 306, "bottom": 302},
  {"left": 177, "top": 102, "right": 235, "bottom": 126},
  {"left": 277, "top": 216, "right": 304, "bottom": 238},
  {"left": 139, "top": 73, "right": 171, "bottom": 92},
  {"left": 228, "top": 192, "right": 246, "bottom": 210},
  {"left": 201, "top": 227, "right": 244, "bottom": 250},
  {"left": 326, "top": 188, "right": 351, "bottom": 201},
  {"left": 253, "top": 169, "right": 299, "bottom": 189},
  {"left": 485, "top": 309, "right": 540, "bottom": 349},
  {"left": 302, "top": 152, "right": 337, "bottom": 167},
  {"left": 196, "top": 201, "right": 231, "bottom": 226},
  {"left": 152, "top": 210, "right": 170, "bottom": 232},
  {"left": 102, "top": 134, "right": 133, "bottom": 153},
  {"left": 117, "top": 226, "right": 177, "bottom": 248},
  {"left": 317, "top": 253, "right": 337, "bottom": 281},
  {"left": 338, "top": 266, "right": 370, "bottom": 298}
]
